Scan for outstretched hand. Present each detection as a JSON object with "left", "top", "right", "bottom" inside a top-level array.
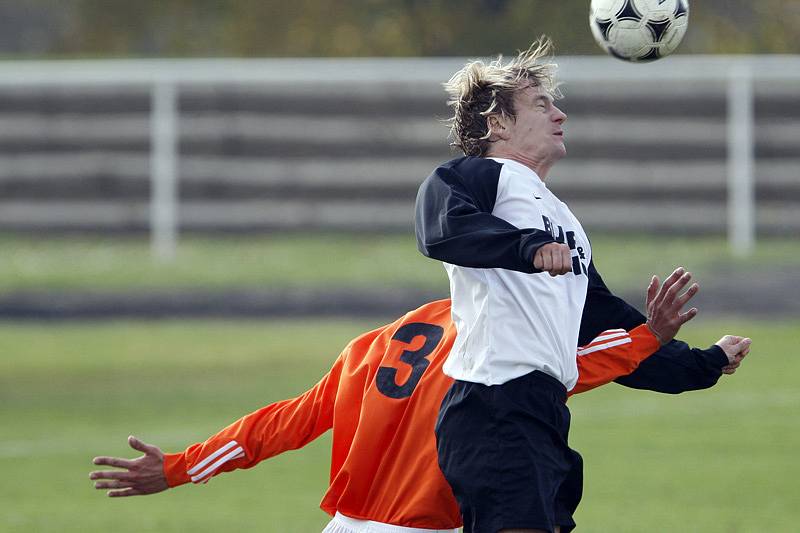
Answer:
[
  {"left": 90, "top": 435, "right": 169, "bottom": 497},
  {"left": 715, "top": 335, "right": 752, "bottom": 375},
  {"left": 645, "top": 267, "right": 699, "bottom": 345}
]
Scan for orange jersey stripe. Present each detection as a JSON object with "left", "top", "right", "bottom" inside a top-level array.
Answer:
[{"left": 163, "top": 299, "right": 659, "bottom": 528}]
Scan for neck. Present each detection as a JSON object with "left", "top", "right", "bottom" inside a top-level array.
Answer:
[{"left": 487, "top": 150, "right": 551, "bottom": 180}]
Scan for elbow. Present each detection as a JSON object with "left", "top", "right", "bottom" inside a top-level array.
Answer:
[
  {"left": 415, "top": 231, "right": 432, "bottom": 258},
  {"left": 415, "top": 234, "right": 432, "bottom": 258},
  {"left": 414, "top": 223, "right": 441, "bottom": 260}
]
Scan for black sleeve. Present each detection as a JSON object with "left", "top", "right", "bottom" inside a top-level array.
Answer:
[
  {"left": 414, "top": 157, "right": 555, "bottom": 273},
  {"left": 580, "top": 260, "right": 730, "bottom": 393},
  {"left": 614, "top": 340, "right": 729, "bottom": 394}
]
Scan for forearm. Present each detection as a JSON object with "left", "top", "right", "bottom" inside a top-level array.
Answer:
[
  {"left": 614, "top": 340, "right": 729, "bottom": 393},
  {"left": 416, "top": 219, "right": 554, "bottom": 272},
  {"left": 570, "top": 324, "right": 660, "bottom": 396},
  {"left": 163, "top": 368, "right": 339, "bottom": 487},
  {"left": 581, "top": 261, "right": 729, "bottom": 393}
]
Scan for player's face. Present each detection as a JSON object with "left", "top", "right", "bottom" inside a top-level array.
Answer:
[{"left": 504, "top": 85, "right": 567, "bottom": 171}]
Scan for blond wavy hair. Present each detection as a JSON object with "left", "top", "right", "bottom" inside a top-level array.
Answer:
[{"left": 444, "top": 37, "right": 561, "bottom": 157}]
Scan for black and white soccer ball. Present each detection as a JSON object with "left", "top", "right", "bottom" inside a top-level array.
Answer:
[{"left": 589, "top": 0, "right": 690, "bottom": 62}]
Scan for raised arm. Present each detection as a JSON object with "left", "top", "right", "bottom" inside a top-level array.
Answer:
[
  {"left": 580, "top": 263, "right": 736, "bottom": 393},
  {"left": 415, "top": 158, "right": 558, "bottom": 272},
  {"left": 571, "top": 268, "right": 698, "bottom": 395}
]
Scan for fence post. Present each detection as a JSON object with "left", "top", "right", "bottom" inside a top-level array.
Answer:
[
  {"left": 150, "top": 80, "right": 178, "bottom": 260},
  {"left": 726, "top": 63, "right": 755, "bottom": 257}
]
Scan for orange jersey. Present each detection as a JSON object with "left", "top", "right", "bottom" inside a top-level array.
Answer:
[{"left": 163, "top": 299, "right": 659, "bottom": 529}]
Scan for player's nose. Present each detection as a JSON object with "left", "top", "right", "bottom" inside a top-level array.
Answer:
[{"left": 553, "top": 105, "right": 567, "bottom": 123}]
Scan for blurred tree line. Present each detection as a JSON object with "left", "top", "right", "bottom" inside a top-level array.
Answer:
[{"left": 1, "top": 0, "right": 798, "bottom": 57}]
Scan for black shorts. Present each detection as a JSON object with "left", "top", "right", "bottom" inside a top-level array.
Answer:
[{"left": 435, "top": 370, "right": 583, "bottom": 533}]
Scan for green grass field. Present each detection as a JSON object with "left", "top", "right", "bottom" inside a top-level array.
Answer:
[
  {"left": 1, "top": 318, "right": 797, "bottom": 532},
  {"left": 3, "top": 233, "right": 799, "bottom": 294}
]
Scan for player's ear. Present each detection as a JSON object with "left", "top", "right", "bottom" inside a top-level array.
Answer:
[{"left": 486, "top": 113, "right": 511, "bottom": 141}]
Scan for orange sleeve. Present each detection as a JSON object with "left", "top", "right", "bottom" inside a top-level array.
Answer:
[
  {"left": 162, "top": 353, "right": 346, "bottom": 487},
  {"left": 570, "top": 324, "right": 660, "bottom": 396}
]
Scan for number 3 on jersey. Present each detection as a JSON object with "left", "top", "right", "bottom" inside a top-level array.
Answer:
[{"left": 376, "top": 322, "right": 444, "bottom": 399}]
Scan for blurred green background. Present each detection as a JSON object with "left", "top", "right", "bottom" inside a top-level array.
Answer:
[
  {"left": 3, "top": 0, "right": 799, "bottom": 57},
  {"left": 2, "top": 232, "right": 799, "bottom": 295},
  {"left": 1, "top": 1, "right": 798, "bottom": 532}
]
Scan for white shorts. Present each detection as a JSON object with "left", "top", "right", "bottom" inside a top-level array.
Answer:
[{"left": 322, "top": 512, "right": 459, "bottom": 533}]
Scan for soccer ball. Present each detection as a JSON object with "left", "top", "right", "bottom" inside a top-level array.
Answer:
[{"left": 589, "top": 0, "right": 690, "bottom": 62}]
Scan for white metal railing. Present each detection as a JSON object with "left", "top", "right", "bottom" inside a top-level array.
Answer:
[
  {"left": 1, "top": 55, "right": 798, "bottom": 259},
  {"left": 150, "top": 82, "right": 178, "bottom": 260},
  {"left": 726, "top": 65, "right": 755, "bottom": 257}
]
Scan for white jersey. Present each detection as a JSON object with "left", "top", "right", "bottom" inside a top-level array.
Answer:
[{"left": 415, "top": 156, "right": 591, "bottom": 388}]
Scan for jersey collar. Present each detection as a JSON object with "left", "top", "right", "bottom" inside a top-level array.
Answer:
[{"left": 488, "top": 157, "right": 545, "bottom": 186}]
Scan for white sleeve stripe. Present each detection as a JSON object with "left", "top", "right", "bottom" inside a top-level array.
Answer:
[
  {"left": 577, "top": 337, "right": 632, "bottom": 356},
  {"left": 190, "top": 446, "right": 245, "bottom": 483},
  {"left": 187, "top": 440, "right": 239, "bottom": 475},
  {"left": 580, "top": 330, "right": 629, "bottom": 347}
]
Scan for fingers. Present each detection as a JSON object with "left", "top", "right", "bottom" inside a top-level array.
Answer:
[
  {"left": 716, "top": 336, "right": 751, "bottom": 352},
  {"left": 645, "top": 275, "right": 659, "bottom": 311},
  {"left": 543, "top": 245, "right": 558, "bottom": 274},
  {"left": 533, "top": 244, "right": 549, "bottom": 274},
  {"left": 716, "top": 335, "right": 752, "bottom": 367},
  {"left": 90, "top": 437, "right": 169, "bottom": 499},
  {"left": 94, "top": 480, "right": 136, "bottom": 490},
  {"left": 90, "top": 470, "right": 134, "bottom": 481},
  {"left": 93, "top": 456, "right": 135, "bottom": 469},
  {"left": 660, "top": 271, "right": 693, "bottom": 308},
  {"left": 548, "top": 247, "right": 571, "bottom": 276},
  {"left": 533, "top": 243, "right": 572, "bottom": 276},
  {"left": 722, "top": 360, "right": 741, "bottom": 374},
  {"left": 533, "top": 247, "right": 544, "bottom": 270},
  {"left": 731, "top": 338, "right": 751, "bottom": 364},
  {"left": 656, "top": 267, "right": 686, "bottom": 302},
  {"left": 735, "top": 337, "right": 752, "bottom": 352},
  {"left": 722, "top": 344, "right": 749, "bottom": 373},
  {"left": 128, "top": 435, "right": 159, "bottom": 456},
  {"left": 647, "top": 267, "right": 681, "bottom": 313},
  {"left": 665, "top": 266, "right": 686, "bottom": 285},
  {"left": 722, "top": 361, "right": 741, "bottom": 374},
  {"left": 108, "top": 488, "right": 144, "bottom": 498},
  {"left": 741, "top": 345, "right": 751, "bottom": 357},
  {"left": 716, "top": 335, "right": 734, "bottom": 347},
  {"left": 650, "top": 268, "right": 698, "bottom": 319},
  {"left": 677, "top": 307, "right": 698, "bottom": 325},
  {"left": 674, "top": 283, "right": 699, "bottom": 309},
  {"left": 646, "top": 268, "right": 701, "bottom": 345}
]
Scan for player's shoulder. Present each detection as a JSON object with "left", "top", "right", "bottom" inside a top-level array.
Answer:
[
  {"left": 420, "top": 156, "right": 503, "bottom": 211},
  {"left": 399, "top": 298, "right": 453, "bottom": 327},
  {"left": 443, "top": 155, "right": 502, "bottom": 175},
  {"left": 432, "top": 156, "right": 503, "bottom": 185},
  {"left": 341, "top": 300, "right": 453, "bottom": 364}
]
